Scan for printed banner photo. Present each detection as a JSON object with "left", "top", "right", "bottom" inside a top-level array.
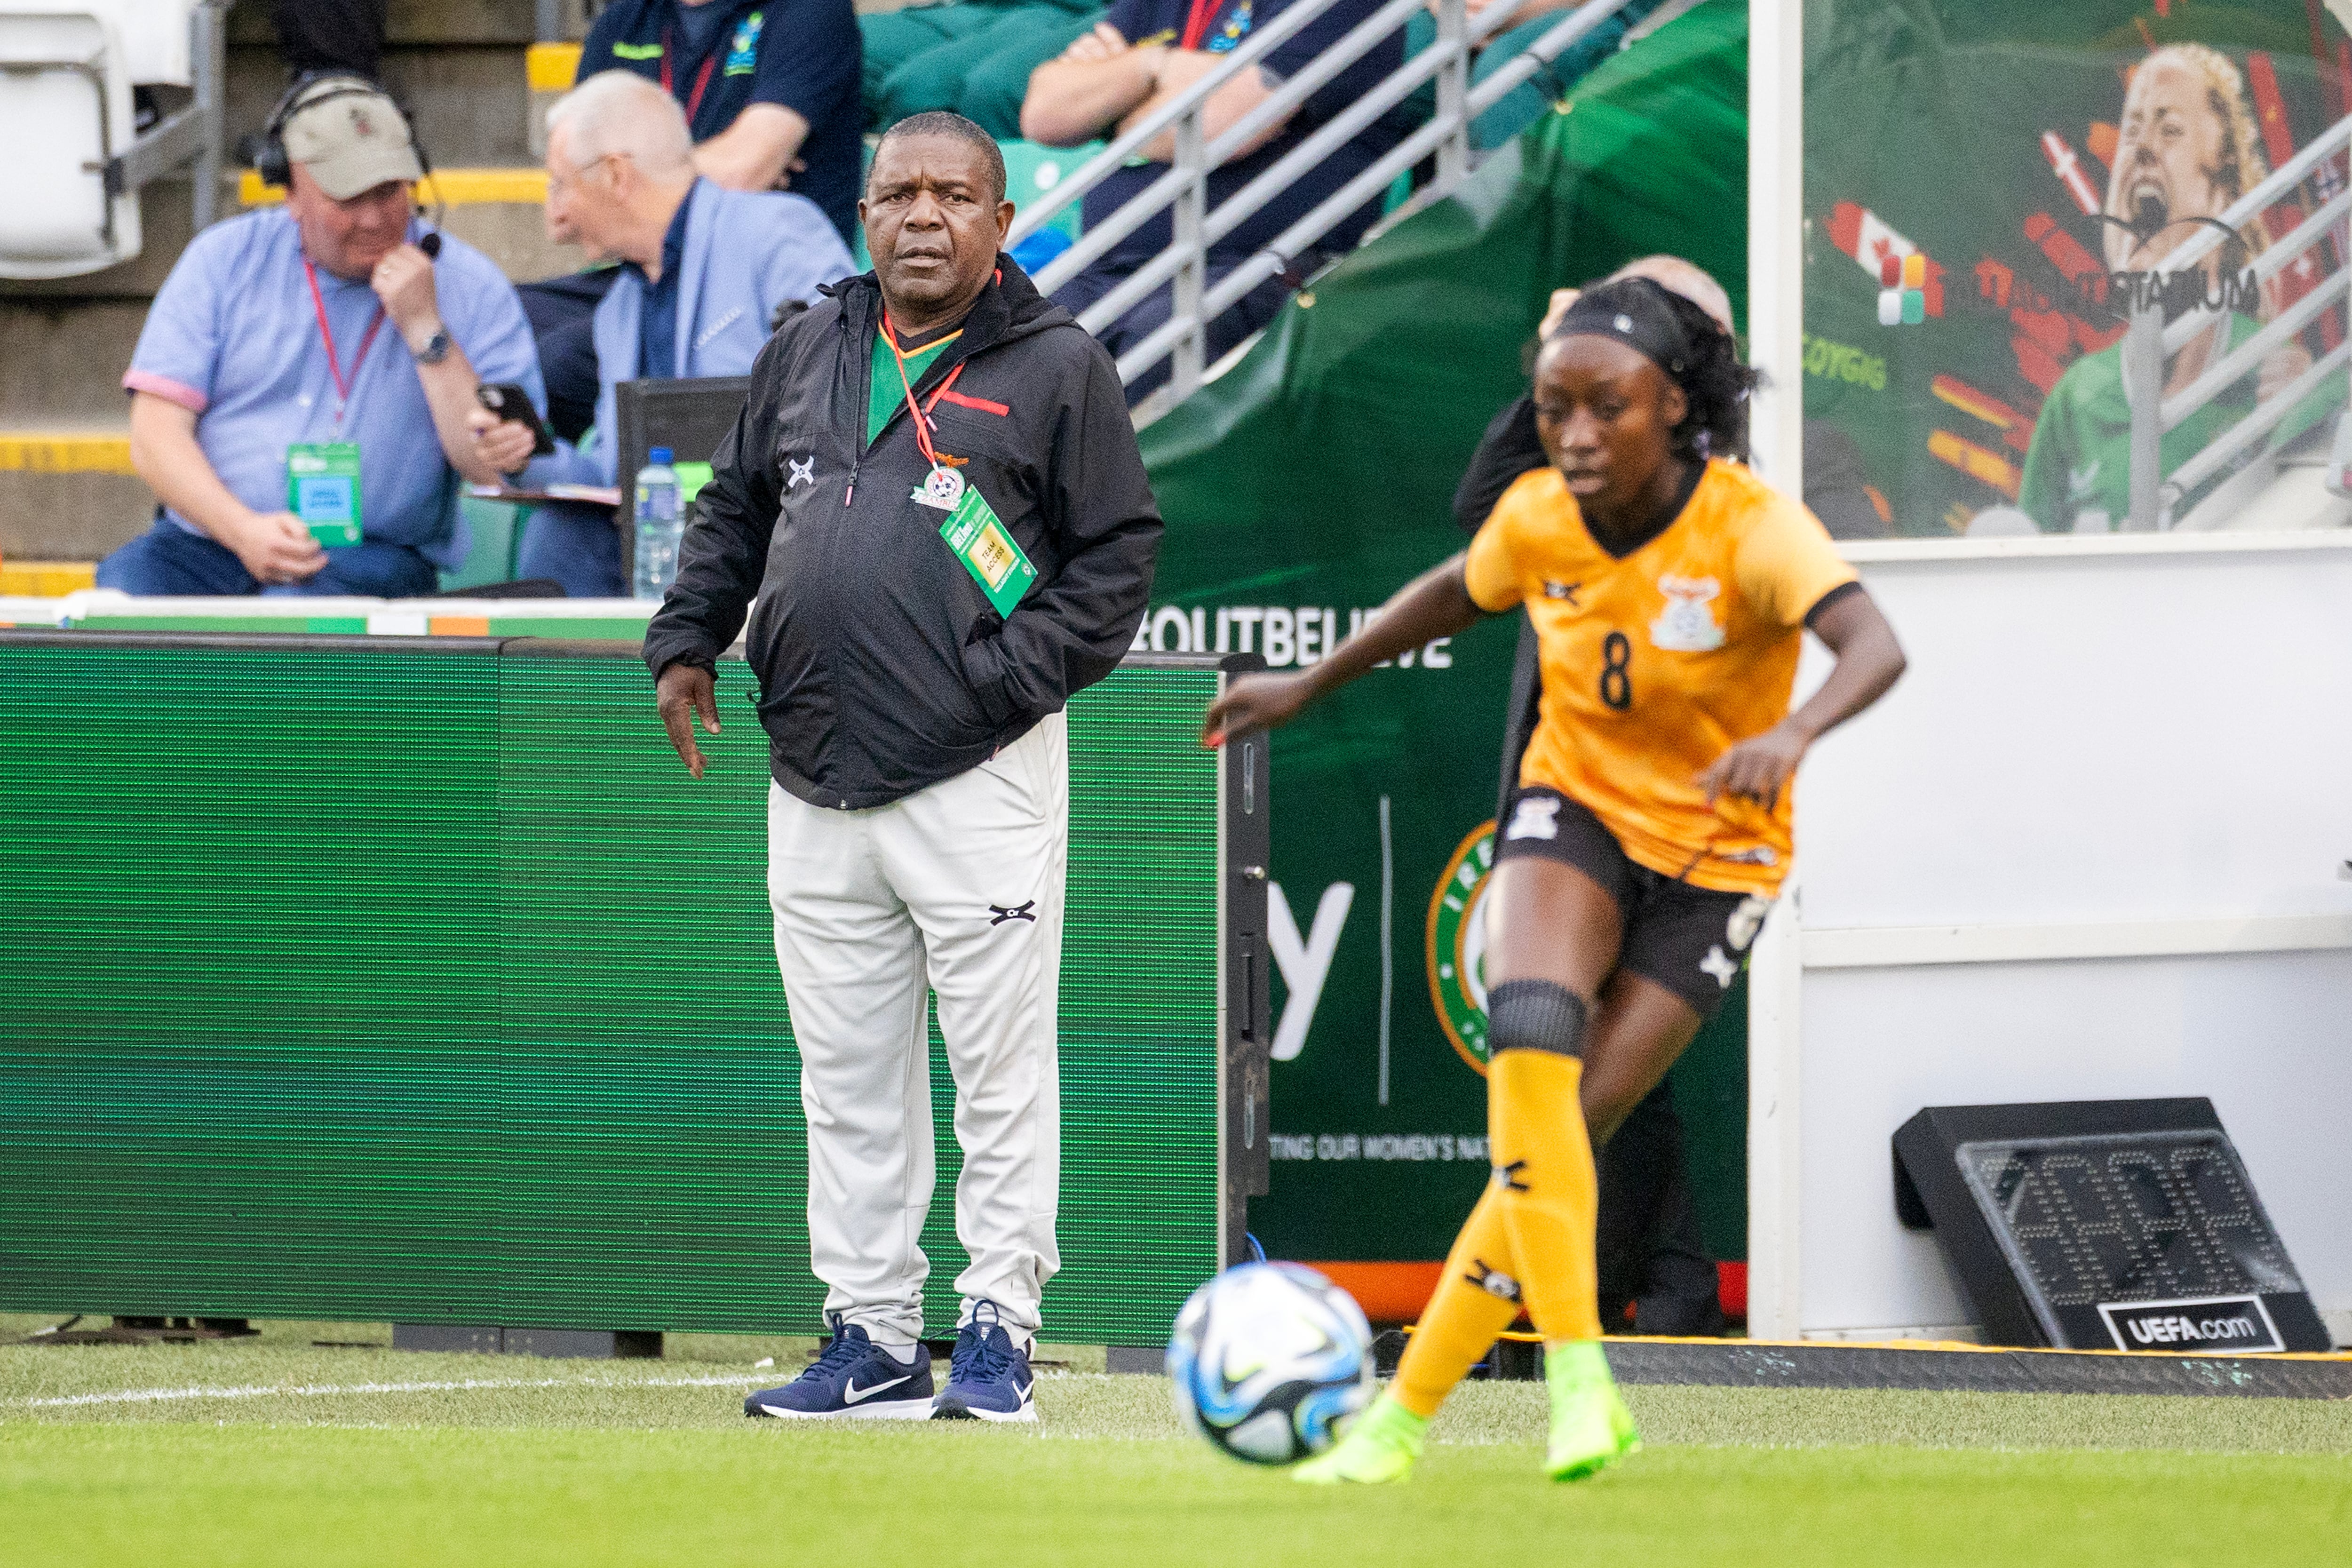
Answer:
[{"left": 1803, "top": 0, "right": 2352, "bottom": 536}]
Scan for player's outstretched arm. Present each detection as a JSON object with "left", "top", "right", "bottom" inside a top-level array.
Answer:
[
  {"left": 1202, "top": 553, "right": 1483, "bottom": 746},
  {"left": 1696, "top": 585, "right": 1906, "bottom": 806}
]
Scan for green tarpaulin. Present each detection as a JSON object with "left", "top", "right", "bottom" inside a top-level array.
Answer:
[{"left": 1136, "top": 0, "right": 1754, "bottom": 1266}]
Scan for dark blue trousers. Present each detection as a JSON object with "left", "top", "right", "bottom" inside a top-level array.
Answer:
[{"left": 96, "top": 517, "right": 437, "bottom": 597}]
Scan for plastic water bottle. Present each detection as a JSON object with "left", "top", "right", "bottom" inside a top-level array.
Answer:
[{"left": 632, "top": 446, "right": 683, "bottom": 600}]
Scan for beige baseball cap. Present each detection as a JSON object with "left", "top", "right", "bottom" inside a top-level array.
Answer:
[{"left": 281, "top": 79, "right": 423, "bottom": 200}]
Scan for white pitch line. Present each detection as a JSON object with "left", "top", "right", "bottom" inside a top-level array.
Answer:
[{"left": 19, "top": 1372, "right": 764, "bottom": 1409}]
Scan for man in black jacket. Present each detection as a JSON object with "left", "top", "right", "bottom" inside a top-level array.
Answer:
[{"left": 644, "top": 111, "right": 1161, "bottom": 1424}]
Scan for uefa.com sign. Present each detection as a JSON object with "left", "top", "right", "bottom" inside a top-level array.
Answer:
[{"left": 2097, "top": 1295, "right": 2286, "bottom": 1355}]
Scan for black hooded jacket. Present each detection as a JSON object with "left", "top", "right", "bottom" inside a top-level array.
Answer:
[{"left": 643, "top": 258, "right": 1163, "bottom": 809}]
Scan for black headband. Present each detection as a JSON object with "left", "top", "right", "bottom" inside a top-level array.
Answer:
[{"left": 1550, "top": 279, "right": 1693, "bottom": 378}]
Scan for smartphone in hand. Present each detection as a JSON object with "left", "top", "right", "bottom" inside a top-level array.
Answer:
[{"left": 476, "top": 382, "right": 556, "bottom": 457}]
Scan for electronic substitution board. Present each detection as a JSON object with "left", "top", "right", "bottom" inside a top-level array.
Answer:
[
  {"left": 1894, "top": 1100, "right": 2330, "bottom": 1353},
  {"left": 0, "top": 632, "right": 1269, "bottom": 1347}
]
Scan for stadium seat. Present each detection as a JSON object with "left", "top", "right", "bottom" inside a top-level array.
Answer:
[
  {"left": 0, "top": 2, "right": 145, "bottom": 279},
  {"left": 0, "top": 0, "right": 221, "bottom": 281},
  {"left": 437, "top": 497, "right": 528, "bottom": 595},
  {"left": 1000, "top": 139, "right": 1091, "bottom": 244}
]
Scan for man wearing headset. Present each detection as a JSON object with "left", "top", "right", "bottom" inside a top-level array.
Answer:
[{"left": 99, "top": 77, "right": 547, "bottom": 596}]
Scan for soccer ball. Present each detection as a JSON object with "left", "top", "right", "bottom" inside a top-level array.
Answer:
[{"left": 1166, "top": 1261, "right": 1376, "bottom": 1465}]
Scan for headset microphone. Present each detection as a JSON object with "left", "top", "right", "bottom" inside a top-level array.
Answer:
[
  {"left": 260, "top": 72, "right": 444, "bottom": 257},
  {"left": 410, "top": 111, "right": 446, "bottom": 262}
]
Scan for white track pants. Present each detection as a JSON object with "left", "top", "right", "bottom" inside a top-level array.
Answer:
[{"left": 767, "top": 711, "right": 1067, "bottom": 1346}]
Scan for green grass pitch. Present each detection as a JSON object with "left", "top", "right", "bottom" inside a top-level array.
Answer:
[{"left": 5, "top": 1316, "right": 2350, "bottom": 1567}]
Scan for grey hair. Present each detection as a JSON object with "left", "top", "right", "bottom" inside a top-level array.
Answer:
[
  {"left": 547, "top": 70, "right": 694, "bottom": 180},
  {"left": 873, "top": 110, "right": 1007, "bottom": 205}
]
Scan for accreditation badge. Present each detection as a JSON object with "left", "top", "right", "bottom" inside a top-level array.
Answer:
[
  {"left": 286, "top": 442, "right": 362, "bottom": 546},
  {"left": 934, "top": 474, "right": 1037, "bottom": 619}
]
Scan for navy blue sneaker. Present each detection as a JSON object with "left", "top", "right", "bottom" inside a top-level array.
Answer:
[
  {"left": 931, "top": 1299, "right": 1036, "bottom": 1423},
  {"left": 743, "top": 1313, "right": 933, "bottom": 1420}
]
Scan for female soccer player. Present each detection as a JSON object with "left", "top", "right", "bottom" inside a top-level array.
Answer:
[{"left": 1201, "top": 276, "right": 1907, "bottom": 1484}]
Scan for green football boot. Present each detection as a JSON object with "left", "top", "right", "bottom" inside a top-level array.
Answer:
[
  {"left": 1291, "top": 1393, "right": 1428, "bottom": 1485},
  {"left": 1543, "top": 1341, "right": 1640, "bottom": 1482}
]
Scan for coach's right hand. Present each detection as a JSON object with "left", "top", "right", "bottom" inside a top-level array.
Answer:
[{"left": 655, "top": 663, "right": 722, "bottom": 779}]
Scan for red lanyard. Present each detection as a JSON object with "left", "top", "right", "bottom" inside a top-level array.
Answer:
[
  {"left": 302, "top": 257, "right": 387, "bottom": 424},
  {"left": 660, "top": 26, "right": 721, "bottom": 121},
  {"left": 881, "top": 313, "right": 963, "bottom": 470},
  {"left": 1180, "top": 0, "right": 1225, "bottom": 52}
]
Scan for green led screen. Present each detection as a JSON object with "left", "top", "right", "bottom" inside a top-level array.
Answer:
[{"left": 0, "top": 634, "right": 1224, "bottom": 1344}]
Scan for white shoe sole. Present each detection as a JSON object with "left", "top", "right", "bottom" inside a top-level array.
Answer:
[
  {"left": 753, "top": 1397, "right": 936, "bottom": 1421},
  {"left": 931, "top": 1399, "right": 1038, "bottom": 1424}
]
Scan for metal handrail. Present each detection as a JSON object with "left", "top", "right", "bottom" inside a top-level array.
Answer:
[
  {"left": 2163, "top": 177, "right": 2352, "bottom": 356},
  {"left": 2167, "top": 336, "right": 2352, "bottom": 500},
  {"left": 2161, "top": 269, "right": 2348, "bottom": 432},
  {"left": 1205, "top": 0, "right": 1542, "bottom": 166},
  {"left": 2123, "top": 108, "right": 2352, "bottom": 528},
  {"left": 1207, "top": 0, "right": 1428, "bottom": 167},
  {"left": 1012, "top": 0, "right": 1654, "bottom": 405},
  {"left": 1202, "top": 0, "right": 1633, "bottom": 304},
  {"left": 1202, "top": 0, "right": 1462, "bottom": 251},
  {"left": 1012, "top": 0, "right": 1355, "bottom": 257},
  {"left": 1184, "top": 0, "right": 1634, "bottom": 353},
  {"left": 2158, "top": 115, "right": 2352, "bottom": 298}
]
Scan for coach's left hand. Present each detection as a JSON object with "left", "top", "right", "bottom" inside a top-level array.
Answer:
[{"left": 1696, "top": 721, "right": 1808, "bottom": 809}]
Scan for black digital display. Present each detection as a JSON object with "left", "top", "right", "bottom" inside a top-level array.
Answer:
[{"left": 1895, "top": 1101, "right": 2333, "bottom": 1353}]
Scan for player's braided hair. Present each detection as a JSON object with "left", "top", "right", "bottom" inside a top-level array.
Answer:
[
  {"left": 1655, "top": 286, "right": 1757, "bottom": 464},
  {"left": 1549, "top": 278, "right": 1758, "bottom": 464}
]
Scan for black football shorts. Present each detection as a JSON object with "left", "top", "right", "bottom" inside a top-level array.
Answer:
[{"left": 1491, "top": 785, "right": 1772, "bottom": 1018}]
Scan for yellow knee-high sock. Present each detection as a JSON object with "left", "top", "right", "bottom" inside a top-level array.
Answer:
[
  {"left": 1489, "top": 1048, "right": 1604, "bottom": 1343},
  {"left": 1391, "top": 1186, "right": 1523, "bottom": 1418}
]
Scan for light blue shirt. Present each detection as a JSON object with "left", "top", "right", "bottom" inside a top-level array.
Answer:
[
  {"left": 534, "top": 180, "right": 854, "bottom": 487},
  {"left": 124, "top": 208, "right": 545, "bottom": 566}
]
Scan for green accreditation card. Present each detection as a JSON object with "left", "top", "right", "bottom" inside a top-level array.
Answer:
[
  {"left": 919, "top": 468, "right": 1035, "bottom": 619},
  {"left": 287, "top": 442, "right": 362, "bottom": 546}
]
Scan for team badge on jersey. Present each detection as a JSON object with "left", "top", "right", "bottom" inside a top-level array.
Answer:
[
  {"left": 1650, "top": 573, "right": 1725, "bottom": 652},
  {"left": 725, "top": 11, "right": 765, "bottom": 74}
]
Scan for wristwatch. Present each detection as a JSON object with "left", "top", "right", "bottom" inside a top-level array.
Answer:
[{"left": 410, "top": 327, "right": 452, "bottom": 366}]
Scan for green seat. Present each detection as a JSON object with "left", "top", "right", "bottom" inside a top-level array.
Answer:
[
  {"left": 438, "top": 495, "right": 525, "bottom": 594},
  {"left": 1000, "top": 138, "right": 1094, "bottom": 243}
]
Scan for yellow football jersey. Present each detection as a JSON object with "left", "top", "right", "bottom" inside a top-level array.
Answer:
[{"left": 1463, "top": 459, "right": 1858, "bottom": 897}]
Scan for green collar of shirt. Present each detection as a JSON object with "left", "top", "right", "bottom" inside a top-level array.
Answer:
[{"left": 868, "top": 328, "right": 961, "bottom": 449}]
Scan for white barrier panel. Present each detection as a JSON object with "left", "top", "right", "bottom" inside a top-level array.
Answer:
[{"left": 1750, "top": 532, "right": 2352, "bottom": 1345}]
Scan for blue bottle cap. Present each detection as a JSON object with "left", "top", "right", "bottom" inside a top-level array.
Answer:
[{"left": 650, "top": 446, "right": 673, "bottom": 465}]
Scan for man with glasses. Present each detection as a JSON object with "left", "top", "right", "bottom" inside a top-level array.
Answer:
[{"left": 493, "top": 71, "right": 853, "bottom": 595}]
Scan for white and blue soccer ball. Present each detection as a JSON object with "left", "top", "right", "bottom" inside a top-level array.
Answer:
[{"left": 1166, "top": 1261, "right": 1376, "bottom": 1465}]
